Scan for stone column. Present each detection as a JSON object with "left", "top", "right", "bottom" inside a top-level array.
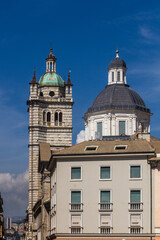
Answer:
[
  {"left": 107, "top": 113, "right": 111, "bottom": 136},
  {"left": 112, "top": 115, "right": 116, "bottom": 136},
  {"left": 129, "top": 117, "right": 132, "bottom": 135},
  {"left": 104, "top": 115, "right": 107, "bottom": 136}
]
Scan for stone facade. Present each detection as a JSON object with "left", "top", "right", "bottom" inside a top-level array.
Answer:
[{"left": 27, "top": 49, "right": 73, "bottom": 240}]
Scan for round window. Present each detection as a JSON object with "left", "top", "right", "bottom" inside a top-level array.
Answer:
[{"left": 49, "top": 91, "right": 55, "bottom": 97}]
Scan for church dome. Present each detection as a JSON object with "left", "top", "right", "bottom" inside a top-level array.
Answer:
[
  {"left": 39, "top": 72, "right": 65, "bottom": 87},
  {"left": 109, "top": 57, "right": 127, "bottom": 69},
  {"left": 86, "top": 84, "right": 150, "bottom": 114},
  {"left": 108, "top": 50, "right": 127, "bottom": 69}
]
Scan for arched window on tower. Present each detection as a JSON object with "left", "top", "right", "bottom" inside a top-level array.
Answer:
[
  {"left": 59, "top": 112, "right": 62, "bottom": 126},
  {"left": 68, "top": 86, "right": 70, "bottom": 94},
  {"left": 47, "top": 112, "right": 51, "bottom": 126},
  {"left": 112, "top": 72, "right": 114, "bottom": 82},
  {"left": 43, "top": 111, "right": 46, "bottom": 125},
  {"left": 117, "top": 71, "right": 120, "bottom": 81},
  {"left": 55, "top": 112, "right": 58, "bottom": 126}
]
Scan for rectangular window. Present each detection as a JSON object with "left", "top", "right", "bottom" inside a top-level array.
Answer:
[
  {"left": 130, "top": 190, "right": 140, "bottom": 203},
  {"left": 100, "top": 167, "right": 110, "bottom": 179},
  {"left": 71, "top": 191, "right": 82, "bottom": 211},
  {"left": 130, "top": 166, "right": 141, "bottom": 179},
  {"left": 119, "top": 121, "right": 125, "bottom": 135},
  {"left": 117, "top": 71, "right": 120, "bottom": 81},
  {"left": 112, "top": 72, "right": 114, "bottom": 82},
  {"left": 100, "top": 214, "right": 111, "bottom": 226},
  {"left": 97, "top": 122, "right": 102, "bottom": 139},
  {"left": 71, "top": 167, "right": 81, "bottom": 180},
  {"left": 130, "top": 214, "right": 142, "bottom": 233},
  {"left": 100, "top": 191, "right": 110, "bottom": 203},
  {"left": 71, "top": 214, "right": 82, "bottom": 234},
  {"left": 71, "top": 191, "right": 81, "bottom": 203},
  {"left": 100, "top": 214, "right": 112, "bottom": 233},
  {"left": 71, "top": 214, "right": 81, "bottom": 226}
]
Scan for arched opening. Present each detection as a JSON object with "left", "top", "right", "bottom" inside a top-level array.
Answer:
[
  {"left": 117, "top": 71, "right": 120, "bottom": 81},
  {"left": 50, "top": 62, "right": 52, "bottom": 72},
  {"left": 43, "top": 111, "right": 46, "bottom": 125},
  {"left": 112, "top": 72, "right": 114, "bottom": 82},
  {"left": 59, "top": 112, "right": 62, "bottom": 126},
  {"left": 68, "top": 86, "right": 70, "bottom": 94},
  {"left": 47, "top": 112, "right": 51, "bottom": 125},
  {"left": 55, "top": 112, "right": 58, "bottom": 126}
]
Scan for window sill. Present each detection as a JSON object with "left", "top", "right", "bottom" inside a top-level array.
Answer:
[
  {"left": 99, "top": 209, "right": 113, "bottom": 212},
  {"left": 70, "top": 179, "right": 82, "bottom": 182},
  {"left": 129, "top": 178, "right": 142, "bottom": 181},
  {"left": 69, "top": 209, "right": 83, "bottom": 212},
  {"left": 129, "top": 209, "right": 143, "bottom": 212},
  {"left": 99, "top": 179, "right": 112, "bottom": 181}
]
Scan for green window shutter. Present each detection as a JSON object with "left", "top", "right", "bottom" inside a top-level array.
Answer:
[
  {"left": 119, "top": 121, "right": 125, "bottom": 135},
  {"left": 71, "top": 167, "right": 81, "bottom": 179},
  {"left": 130, "top": 166, "right": 140, "bottom": 178},
  {"left": 71, "top": 191, "right": 81, "bottom": 203},
  {"left": 100, "top": 167, "right": 110, "bottom": 179},
  {"left": 100, "top": 191, "right": 110, "bottom": 203},
  {"left": 130, "top": 190, "right": 140, "bottom": 203},
  {"left": 97, "top": 122, "right": 102, "bottom": 139}
]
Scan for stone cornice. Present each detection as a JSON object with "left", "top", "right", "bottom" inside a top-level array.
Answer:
[{"left": 27, "top": 99, "right": 74, "bottom": 106}]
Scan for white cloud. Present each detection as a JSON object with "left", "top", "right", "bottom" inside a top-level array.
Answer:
[
  {"left": 0, "top": 170, "right": 29, "bottom": 217},
  {"left": 76, "top": 130, "right": 85, "bottom": 144},
  {"left": 140, "top": 26, "right": 153, "bottom": 40},
  {"left": 139, "top": 26, "right": 160, "bottom": 43}
]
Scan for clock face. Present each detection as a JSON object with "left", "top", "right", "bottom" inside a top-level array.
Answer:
[{"left": 49, "top": 91, "right": 55, "bottom": 97}]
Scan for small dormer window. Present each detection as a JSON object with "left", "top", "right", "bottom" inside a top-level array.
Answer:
[
  {"left": 112, "top": 72, "right": 114, "bottom": 82},
  {"left": 85, "top": 146, "right": 98, "bottom": 151},
  {"left": 117, "top": 71, "right": 120, "bottom": 81},
  {"left": 114, "top": 145, "right": 127, "bottom": 150}
]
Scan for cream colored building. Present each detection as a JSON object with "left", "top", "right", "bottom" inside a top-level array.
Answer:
[{"left": 47, "top": 133, "right": 160, "bottom": 240}]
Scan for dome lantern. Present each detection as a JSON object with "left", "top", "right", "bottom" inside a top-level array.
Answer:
[
  {"left": 108, "top": 50, "right": 127, "bottom": 85},
  {"left": 46, "top": 48, "right": 57, "bottom": 73}
]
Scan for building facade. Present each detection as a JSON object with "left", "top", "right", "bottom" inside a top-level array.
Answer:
[
  {"left": 27, "top": 49, "right": 73, "bottom": 239},
  {"left": 47, "top": 133, "right": 160, "bottom": 240}
]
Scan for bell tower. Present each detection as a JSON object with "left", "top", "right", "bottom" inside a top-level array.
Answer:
[{"left": 27, "top": 49, "right": 73, "bottom": 239}]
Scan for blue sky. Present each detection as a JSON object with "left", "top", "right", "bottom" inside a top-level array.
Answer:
[{"left": 0, "top": 0, "right": 160, "bottom": 216}]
